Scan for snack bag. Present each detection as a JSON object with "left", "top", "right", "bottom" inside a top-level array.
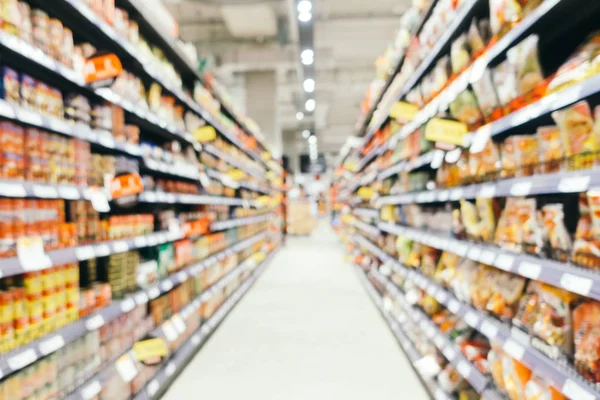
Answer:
[
  {"left": 548, "top": 32, "right": 600, "bottom": 93},
  {"left": 541, "top": 204, "right": 572, "bottom": 256},
  {"left": 460, "top": 337, "right": 491, "bottom": 373},
  {"left": 507, "top": 35, "right": 544, "bottom": 95},
  {"left": 451, "top": 34, "right": 471, "bottom": 74},
  {"left": 476, "top": 197, "right": 498, "bottom": 243},
  {"left": 421, "top": 247, "right": 441, "bottom": 277},
  {"left": 552, "top": 101, "right": 597, "bottom": 166},
  {"left": 471, "top": 265, "right": 494, "bottom": 310},
  {"left": 488, "top": 348, "right": 505, "bottom": 389},
  {"left": 469, "top": 137, "right": 501, "bottom": 179},
  {"left": 573, "top": 301, "right": 600, "bottom": 383},
  {"left": 487, "top": 270, "right": 526, "bottom": 319},
  {"left": 452, "top": 258, "right": 478, "bottom": 304},
  {"left": 501, "top": 136, "right": 519, "bottom": 178},
  {"left": 525, "top": 377, "right": 566, "bottom": 400},
  {"left": 515, "top": 135, "right": 540, "bottom": 176},
  {"left": 435, "top": 251, "right": 460, "bottom": 287},
  {"left": 489, "top": 0, "right": 522, "bottom": 36},
  {"left": 472, "top": 68, "right": 501, "bottom": 118},
  {"left": 450, "top": 90, "right": 484, "bottom": 127},
  {"left": 493, "top": 60, "right": 518, "bottom": 106},
  {"left": 537, "top": 126, "right": 564, "bottom": 173},
  {"left": 468, "top": 19, "right": 486, "bottom": 55},
  {"left": 460, "top": 200, "right": 480, "bottom": 239},
  {"left": 502, "top": 355, "right": 532, "bottom": 400},
  {"left": 438, "top": 364, "right": 469, "bottom": 393},
  {"left": 516, "top": 198, "right": 544, "bottom": 254}
]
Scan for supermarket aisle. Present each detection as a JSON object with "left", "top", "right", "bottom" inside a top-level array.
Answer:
[{"left": 162, "top": 222, "right": 429, "bottom": 400}]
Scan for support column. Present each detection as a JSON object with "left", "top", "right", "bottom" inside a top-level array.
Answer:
[
  {"left": 244, "top": 71, "right": 281, "bottom": 158},
  {"left": 282, "top": 130, "right": 299, "bottom": 174}
]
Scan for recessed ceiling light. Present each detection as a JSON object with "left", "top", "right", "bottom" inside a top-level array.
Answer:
[
  {"left": 302, "top": 129, "right": 310, "bottom": 138},
  {"left": 308, "top": 135, "right": 317, "bottom": 144},
  {"left": 305, "top": 99, "right": 315, "bottom": 111},
  {"left": 298, "top": 11, "right": 312, "bottom": 22},
  {"left": 297, "top": 1, "right": 312, "bottom": 13},
  {"left": 296, "top": 112, "right": 304, "bottom": 120},
  {"left": 303, "top": 78, "right": 315, "bottom": 93},
  {"left": 301, "top": 56, "right": 314, "bottom": 66}
]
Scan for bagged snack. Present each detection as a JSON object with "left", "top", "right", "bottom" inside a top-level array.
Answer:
[
  {"left": 548, "top": 33, "right": 600, "bottom": 93},
  {"left": 450, "top": 90, "right": 484, "bottom": 127},
  {"left": 525, "top": 376, "right": 566, "bottom": 400},
  {"left": 552, "top": 101, "right": 597, "bottom": 162},
  {"left": 572, "top": 193, "right": 600, "bottom": 268},
  {"left": 438, "top": 364, "right": 469, "bottom": 393},
  {"left": 515, "top": 135, "right": 540, "bottom": 176},
  {"left": 502, "top": 355, "right": 532, "bottom": 400},
  {"left": 516, "top": 198, "right": 544, "bottom": 253},
  {"left": 537, "top": 126, "right": 564, "bottom": 173},
  {"left": 507, "top": 35, "right": 544, "bottom": 95},
  {"left": 452, "top": 258, "right": 478, "bottom": 304},
  {"left": 541, "top": 204, "right": 572, "bottom": 256},
  {"left": 435, "top": 251, "right": 460, "bottom": 286},
  {"left": 489, "top": 0, "right": 522, "bottom": 36},
  {"left": 472, "top": 68, "right": 501, "bottom": 118},
  {"left": 477, "top": 197, "right": 498, "bottom": 243},
  {"left": 421, "top": 247, "right": 441, "bottom": 277},
  {"left": 501, "top": 136, "right": 519, "bottom": 178},
  {"left": 460, "top": 200, "right": 480, "bottom": 239},
  {"left": 451, "top": 34, "right": 471, "bottom": 74},
  {"left": 588, "top": 189, "right": 600, "bottom": 237},
  {"left": 493, "top": 60, "right": 518, "bottom": 106},
  {"left": 471, "top": 265, "right": 495, "bottom": 310},
  {"left": 573, "top": 301, "right": 600, "bottom": 383},
  {"left": 467, "top": 19, "right": 486, "bottom": 55},
  {"left": 489, "top": 348, "right": 505, "bottom": 389},
  {"left": 487, "top": 270, "right": 526, "bottom": 319},
  {"left": 460, "top": 336, "right": 491, "bottom": 373}
]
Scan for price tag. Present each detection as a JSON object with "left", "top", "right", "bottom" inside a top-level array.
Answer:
[
  {"left": 455, "top": 243, "right": 468, "bottom": 256},
  {"left": 562, "top": 379, "right": 595, "bottom": 400},
  {"left": 510, "top": 181, "right": 532, "bottom": 196},
  {"left": 32, "top": 185, "right": 58, "bottom": 198},
  {"left": 112, "top": 241, "right": 129, "bottom": 253},
  {"left": 147, "top": 235, "right": 158, "bottom": 246},
  {"left": 7, "top": 348, "right": 37, "bottom": 371},
  {"left": 0, "top": 99, "right": 14, "bottom": 118},
  {"left": 479, "top": 250, "right": 496, "bottom": 265},
  {"left": 478, "top": 184, "right": 496, "bottom": 198},
  {"left": 436, "top": 291, "right": 448, "bottom": 304},
  {"left": 560, "top": 273, "right": 593, "bottom": 296},
  {"left": 81, "top": 380, "right": 102, "bottom": 400},
  {"left": 434, "top": 335, "right": 446, "bottom": 349},
  {"left": 39, "top": 335, "right": 65, "bottom": 356},
  {"left": 494, "top": 254, "right": 514, "bottom": 271},
  {"left": 0, "top": 182, "right": 26, "bottom": 197},
  {"left": 115, "top": 354, "right": 138, "bottom": 383},
  {"left": 120, "top": 298, "right": 135, "bottom": 313},
  {"left": 160, "top": 280, "right": 174, "bottom": 292},
  {"left": 443, "top": 346, "right": 456, "bottom": 361},
  {"left": 47, "top": 117, "right": 71, "bottom": 134},
  {"left": 147, "top": 379, "right": 160, "bottom": 397},
  {"left": 503, "top": 339, "right": 525, "bottom": 360},
  {"left": 85, "top": 314, "right": 105, "bottom": 330},
  {"left": 558, "top": 175, "right": 590, "bottom": 193},
  {"left": 75, "top": 246, "right": 96, "bottom": 261},
  {"left": 456, "top": 361, "right": 472, "bottom": 379},
  {"left": 177, "top": 271, "right": 187, "bottom": 283},
  {"left": 449, "top": 188, "right": 463, "bottom": 201},
  {"left": 162, "top": 321, "right": 178, "bottom": 342},
  {"left": 94, "top": 244, "right": 110, "bottom": 257},
  {"left": 448, "top": 299, "right": 461, "bottom": 314},
  {"left": 467, "top": 247, "right": 481, "bottom": 261},
  {"left": 172, "top": 314, "right": 186, "bottom": 334},
  {"left": 165, "top": 362, "right": 177, "bottom": 377},
  {"left": 517, "top": 261, "right": 542, "bottom": 280},
  {"left": 17, "top": 236, "right": 52, "bottom": 272},
  {"left": 480, "top": 320, "right": 499, "bottom": 339},
  {"left": 89, "top": 190, "right": 110, "bottom": 212},
  {"left": 58, "top": 186, "right": 81, "bottom": 200},
  {"left": 148, "top": 287, "right": 160, "bottom": 299},
  {"left": 135, "top": 292, "right": 149, "bottom": 305},
  {"left": 464, "top": 311, "right": 480, "bottom": 327},
  {"left": 16, "top": 108, "right": 43, "bottom": 126}
]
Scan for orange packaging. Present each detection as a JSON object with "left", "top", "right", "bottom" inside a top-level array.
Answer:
[
  {"left": 537, "top": 126, "right": 564, "bottom": 173},
  {"left": 24, "top": 272, "right": 43, "bottom": 297}
]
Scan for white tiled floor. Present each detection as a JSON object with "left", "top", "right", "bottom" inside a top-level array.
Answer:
[{"left": 162, "top": 223, "right": 430, "bottom": 400}]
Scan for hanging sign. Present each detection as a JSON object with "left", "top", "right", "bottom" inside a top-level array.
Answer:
[{"left": 424, "top": 118, "right": 468, "bottom": 146}]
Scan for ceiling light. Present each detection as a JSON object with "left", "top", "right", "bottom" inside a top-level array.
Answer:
[
  {"left": 305, "top": 99, "right": 315, "bottom": 112},
  {"left": 297, "top": 1, "right": 312, "bottom": 13},
  {"left": 301, "top": 49, "right": 313, "bottom": 59},
  {"left": 303, "top": 78, "right": 315, "bottom": 93},
  {"left": 302, "top": 129, "right": 310, "bottom": 139},
  {"left": 298, "top": 11, "right": 312, "bottom": 22},
  {"left": 310, "top": 153, "right": 318, "bottom": 160},
  {"left": 301, "top": 56, "right": 314, "bottom": 66},
  {"left": 296, "top": 112, "right": 304, "bottom": 120},
  {"left": 308, "top": 135, "right": 317, "bottom": 144}
]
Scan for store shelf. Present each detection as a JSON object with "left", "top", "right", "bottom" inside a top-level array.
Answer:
[
  {"left": 137, "top": 191, "right": 258, "bottom": 207},
  {"left": 355, "top": 233, "right": 600, "bottom": 400},
  {"left": 378, "top": 150, "right": 445, "bottom": 181},
  {"left": 377, "top": 167, "right": 597, "bottom": 206},
  {"left": 353, "top": 208, "right": 380, "bottom": 219},
  {"left": 349, "top": 219, "right": 380, "bottom": 237},
  {"left": 0, "top": 230, "right": 268, "bottom": 381},
  {"left": 141, "top": 158, "right": 201, "bottom": 181},
  {"left": 0, "top": 180, "right": 94, "bottom": 200},
  {"left": 377, "top": 221, "right": 600, "bottom": 300},
  {"left": 211, "top": 214, "right": 273, "bottom": 231},
  {"left": 203, "top": 144, "right": 265, "bottom": 180},
  {"left": 205, "top": 169, "right": 271, "bottom": 194}
]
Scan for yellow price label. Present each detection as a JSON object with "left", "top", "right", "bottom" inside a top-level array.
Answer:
[
  {"left": 256, "top": 195, "right": 271, "bottom": 206},
  {"left": 261, "top": 151, "right": 271, "bottom": 161},
  {"left": 424, "top": 118, "right": 468, "bottom": 146},
  {"left": 380, "top": 205, "right": 395, "bottom": 222},
  {"left": 133, "top": 338, "right": 168, "bottom": 362},
  {"left": 357, "top": 187, "right": 374, "bottom": 200},
  {"left": 227, "top": 169, "right": 245, "bottom": 181},
  {"left": 253, "top": 252, "right": 266, "bottom": 263},
  {"left": 390, "top": 102, "right": 418, "bottom": 122},
  {"left": 193, "top": 126, "right": 217, "bottom": 143}
]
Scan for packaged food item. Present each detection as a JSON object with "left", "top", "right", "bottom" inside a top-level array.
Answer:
[
  {"left": 489, "top": 348, "right": 505, "bottom": 389},
  {"left": 517, "top": 198, "right": 544, "bottom": 254},
  {"left": 18, "top": 2, "right": 32, "bottom": 44},
  {"left": 1, "top": 0, "right": 21, "bottom": 35},
  {"left": 468, "top": 19, "right": 487, "bottom": 55},
  {"left": 450, "top": 34, "right": 471, "bottom": 74},
  {"left": 537, "top": 126, "right": 564, "bottom": 173},
  {"left": 515, "top": 134, "right": 539, "bottom": 176},
  {"left": 435, "top": 251, "right": 460, "bottom": 287},
  {"left": 460, "top": 200, "right": 480, "bottom": 240},
  {"left": 493, "top": 60, "right": 518, "bottom": 107},
  {"left": 507, "top": 35, "right": 544, "bottom": 95},
  {"left": 32, "top": 9, "right": 50, "bottom": 54},
  {"left": 502, "top": 355, "right": 532, "bottom": 400},
  {"left": 1, "top": 67, "right": 20, "bottom": 105},
  {"left": 552, "top": 101, "right": 597, "bottom": 165},
  {"left": 489, "top": 0, "right": 522, "bottom": 36},
  {"left": 472, "top": 68, "right": 501, "bottom": 118},
  {"left": 524, "top": 376, "right": 566, "bottom": 400},
  {"left": 573, "top": 301, "right": 600, "bottom": 383},
  {"left": 548, "top": 33, "right": 600, "bottom": 93},
  {"left": 476, "top": 197, "right": 498, "bottom": 243},
  {"left": 449, "top": 90, "right": 484, "bottom": 127},
  {"left": 438, "top": 364, "right": 469, "bottom": 393},
  {"left": 541, "top": 204, "right": 571, "bottom": 258}
]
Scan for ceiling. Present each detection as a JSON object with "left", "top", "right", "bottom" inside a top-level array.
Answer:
[{"left": 165, "top": 0, "right": 410, "bottom": 164}]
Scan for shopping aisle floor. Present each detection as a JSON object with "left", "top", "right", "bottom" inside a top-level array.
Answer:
[{"left": 163, "top": 222, "right": 429, "bottom": 400}]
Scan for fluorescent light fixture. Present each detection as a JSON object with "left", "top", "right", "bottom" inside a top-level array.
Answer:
[
  {"left": 302, "top": 129, "right": 311, "bottom": 139},
  {"left": 301, "top": 56, "right": 314, "bottom": 65},
  {"left": 298, "top": 11, "right": 312, "bottom": 22},
  {"left": 297, "top": 1, "right": 312, "bottom": 13},
  {"left": 301, "top": 49, "right": 314, "bottom": 65},
  {"left": 296, "top": 112, "right": 304, "bottom": 120},
  {"left": 308, "top": 135, "right": 317, "bottom": 144},
  {"left": 303, "top": 78, "right": 315, "bottom": 93},
  {"left": 305, "top": 99, "right": 315, "bottom": 112}
]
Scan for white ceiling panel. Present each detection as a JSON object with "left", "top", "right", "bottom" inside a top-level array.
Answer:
[{"left": 222, "top": 4, "right": 278, "bottom": 38}]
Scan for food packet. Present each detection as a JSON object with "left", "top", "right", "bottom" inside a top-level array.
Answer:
[
  {"left": 435, "top": 251, "right": 460, "bottom": 286},
  {"left": 488, "top": 349, "right": 505, "bottom": 389},
  {"left": 525, "top": 376, "right": 566, "bottom": 400},
  {"left": 432, "top": 56, "right": 451, "bottom": 94},
  {"left": 438, "top": 364, "right": 469, "bottom": 393},
  {"left": 460, "top": 336, "right": 491, "bottom": 373},
  {"left": 467, "top": 19, "right": 486, "bottom": 55},
  {"left": 451, "top": 34, "right": 471, "bottom": 74},
  {"left": 573, "top": 301, "right": 600, "bottom": 383},
  {"left": 515, "top": 134, "right": 540, "bottom": 176},
  {"left": 472, "top": 68, "right": 501, "bottom": 118},
  {"left": 421, "top": 247, "right": 441, "bottom": 277},
  {"left": 487, "top": 270, "right": 526, "bottom": 319},
  {"left": 552, "top": 101, "right": 598, "bottom": 160},
  {"left": 471, "top": 265, "right": 495, "bottom": 310},
  {"left": 587, "top": 189, "right": 600, "bottom": 237},
  {"left": 541, "top": 204, "right": 572, "bottom": 254},
  {"left": 516, "top": 198, "right": 544, "bottom": 253},
  {"left": 548, "top": 32, "right": 600, "bottom": 93},
  {"left": 452, "top": 258, "right": 477, "bottom": 304},
  {"left": 460, "top": 200, "right": 480, "bottom": 239},
  {"left": 477, "top": 197, "right": 498, "bottom": 243},
  {"left": 572, "top": 193, "right": 600, "bottom": 268},
  {"left": 507, "top": 35, "right": 544, "bottom": 95},
  {"left": 501, "top": 136, "right": 519, "bottom": 178},
  {"left": 450, "top": 90, "right": 484, "bottom": 126},
  {"left": 537, "top": 126, "right": 564, "bottom": 173},
  {"left": 502, "top": 355, "right": 532, "bottom": 400},
  {"left": 489, "top": 0, "right": 522, "bottom": 36},
  {"left": 493, "top": 60, "right": 518, "bottom": 106}
]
